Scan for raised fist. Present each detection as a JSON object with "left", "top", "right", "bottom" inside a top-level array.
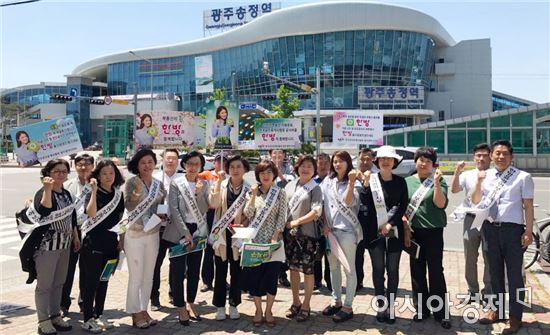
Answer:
[
  {"left": 134, "top": 178, "right": 143, "bottom": 194},
  {"left": 477, "top": 170, "right": 487, "bottom": 182},
  {"left": 456, "top": 161, "right": 466, "bottom": 173},
  {"left": 251, "top": 184, "right": 259, "bottom": 196},
  {"left": 195, "top": 179, "right": 204, "bottom": 194},
  {"left": 43, "top": 176, "right": 54, "bottom": 190},
  {"left": 348, "top": 169, "right": 359, "bottom": 183},
  {"left": 89, "top": 178, "right": 98, "bottom": 192},
  {"left": 217, "top": 170, "right": 226, "bottom": 180},
  {"left": 434, "top": 168, "right": 443, "bottom": 181}
]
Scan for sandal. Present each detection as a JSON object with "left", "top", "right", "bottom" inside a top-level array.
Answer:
[
  {"left": 332, "top": 309, "right": 354, "bottom": 323},
  {"left": 296, "top": 308, "right": 310, "bottom": 322},
  {"left": 253, "top": 316, "right": 263, "bottom": 327},
  {"left": 285, "top": 304, "right": 301, "bottom": 318},
  {"left": 265, "top": 316, "right": 276, "bottom": 328},
  {"left": 132, "top": 314, "right": 149, "bottom": 329},
  {"left": 322, "top": 304, "right": 342, "bottom": 316}
]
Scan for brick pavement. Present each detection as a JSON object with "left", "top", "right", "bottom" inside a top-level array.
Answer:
[{"left": 1, "top": 251, "right": 549, "bottom": 335}]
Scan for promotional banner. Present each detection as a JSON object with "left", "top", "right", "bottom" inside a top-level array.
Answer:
[
  {"left": 11, "top": 116, "right": 83, "bottom": 167},
  {"left": 169, "top": 236, "right": 208, "bottom": 258},
  {"left": 195, "top": 55, "right": 214, "bottom": 94},
  {"left": 205, "top": 100, "right": 239, "bottom": 150},
  {"left": 135, "top": 111, "right": 196, "bottom": 148},
  {"left": 333, "top": 110, "right": 383, "bottom": 146},
  {"left": 152, "top": 111, "right": 195, "bottom": 146},
  {"left": 254, "top": 118, "right": 302, "bottom": 150},
  {"left": 240, "top": 242, "right": 281, "bottom": 267}
]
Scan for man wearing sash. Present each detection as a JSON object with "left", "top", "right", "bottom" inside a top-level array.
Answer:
[
  {"left": 355, "top": 147, "right": 377, "bottom": 291},
  {"left": 283, "top": 155, "right": 323, "bottom": 322},
  {"left": 208, "top": 155, "right": 250, "bottom": 321},
  {"left": 198, "top": 152, "right": 226, "bottom": 293},
  {"left": 122, "top": 149, "right": 166, "bottom": 329},
  {"left": 313, "top": 153, "right": 332, "bottom": 291},
  {"left": 243, "top": 160, "right": 288, "bottom": 328},
  {"left": 80, "top": 160, "right": 125, "bottom": 333},
  {"left": 23, "top": 159, "right": 79, "bottom": 335},
  {"left": 150, "top": 149, "right": 182, "bottom": 311},
  {"left": 450, "top": 143, "right": 492, "bottom": 305},
  {"left": 359, "top": 146, "right": 408, "bottom": 324},
  {"left": 473, "top": 140, "right": 534, "bottom": 334},
  {"left": 163, "top": 151, "right": 210, "bottom": 326},
  {"left": 320, "top": 151, "right": 362, "bottom": 323},
  {"left": 61, "top": 153, "right": 94, "bottom": 316},
  {"left": 270, "top": 149, "right": 295, "bottom": 287},
  {"left": 403, "top": 147, "right": 451, "bottom": 329}
]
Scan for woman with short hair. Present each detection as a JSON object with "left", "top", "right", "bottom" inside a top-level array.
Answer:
[
  {"left": 243, "top": 160, "right": 287, "bottom": 328},
  {"left": 23, "top": 159, "right": 80, "bottom": 335},
  {"left": 163, "top": 151, "right": 210, "bottom": 326},
  {"left": 284, "top": 155, "right": 323, "bottom": 322},
  {"left": 123, "top": 149, "right": 166, "bottom": 329}
]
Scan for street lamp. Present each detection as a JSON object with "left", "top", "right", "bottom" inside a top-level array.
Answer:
[
  {"left": 449, "top": 98, "right": 454, "bottom": 120},
  {"left": 129, "top": 51, "right": 154, "bottom": 113},
  {"left": 262, "top": 62, "right": 322, "bottom": 155}
]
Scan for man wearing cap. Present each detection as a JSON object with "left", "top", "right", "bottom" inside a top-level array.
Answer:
[
  {"left": 451, "top": 143, "right": 492, "bottom": 305},
  {"left": 473, "top": 140, "right": 534, "bottom": 335},
  {"left": 198, "top": 153, "right": 226, "bottom": 292}
]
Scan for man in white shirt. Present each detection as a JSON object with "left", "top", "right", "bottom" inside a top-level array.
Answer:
[
  {"left": 150, "top": 149, "right": 183, "bottom": 310},
  {"left": 472, "top": 140, "right": 534, "bottom": 334},
  {"left": 62, "top": 153, "right": 94, "bottom": 316},
  {"left": 451, "top": 143, "right": 492, "bottom": 304}
]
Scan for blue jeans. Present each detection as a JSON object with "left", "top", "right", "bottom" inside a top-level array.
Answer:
[{"left": 328, "top": 230, "right": 357, "bottom": 308}]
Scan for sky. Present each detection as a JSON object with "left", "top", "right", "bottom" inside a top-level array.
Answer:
[{"left": 1, "top": 0, "right": 549, "bottom": 103}]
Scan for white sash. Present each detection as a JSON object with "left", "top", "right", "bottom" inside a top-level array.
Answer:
[
  {"left": 329, "top": 178, "right": 361, "bottom": 228},
  {"left": 405, "top": 175, "right": 434, "bottom": 223},
  {"left": 370, "top": 173, "right": 389, "bottom": 228},
  {"left": 126, "top": 178, "right": 162, "bottom": 226},
  {"left": 74, "top": 184, "right": 92, "bottom": 226},
  {"left": 209, "top": 181, "right": 250, "bottom": 246},
  {"left": 248, "top": 186, "right": 281, "bottom": 240},
  {"left": 176, "top": 177, "right": 207, "bottom": 228},
  {"left": 26, "top": 203, "right": 75, "bottom": 227},
  {"left": 467, "top": 166, "right": 518, "bottom": 230},
  {"left": 81, "top": 188, "right": 122, "bottom": 235},
  {"left": 287, "top": 179, "right": 317, "bottom": 215}
]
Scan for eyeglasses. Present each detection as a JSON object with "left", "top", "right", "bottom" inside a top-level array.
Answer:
[
  {"left": 76, "top": 163, "right": 92, "bottom": 167},
  {"left": 51, "top": 170, "right": 69, "bottom": 175}
]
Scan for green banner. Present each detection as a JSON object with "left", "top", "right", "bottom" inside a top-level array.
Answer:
[
  {"left": 240, "top": 242, "right": 281, "bottom": 267},
  {"left": 169, "top": 236, "right": 208, "bottom": 258}
]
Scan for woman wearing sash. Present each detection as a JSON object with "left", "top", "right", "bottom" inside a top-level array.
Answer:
[
  {"left": 358, "top": 146, "right": 408, "bottom": 324},
  {"left": 80, "top": 160, "right": 125, "bottom": 333},
  {"left": 30, "top": 159, "right": 80, "bottom": 335},
  {"left": 320, "top": 150, "right": 361, "bottom": 323},
  {"left": 403, "top": 147, "right": 451, "bottom": 329},
  {"left": 163, "top": 151, "right": 210, "bottom": 326},
  {"left": 208, "top": 155, "right": 250, "bottom": 321},
  {"left": 122, "top": 149, "right": 166, "bottom": 329},
  {"left": 243, "top": 160, "right": 287, "bottom": 328},
  {"left": 283, "top": 155, "right": 323, "bottom": 322}
]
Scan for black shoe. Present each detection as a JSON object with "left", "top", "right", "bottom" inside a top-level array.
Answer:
[
  {"left": 150, "top": 302, "right": 162, "bottom": 311},
  {"left": 440, "top": 320, "right": 452, "bottom": 329},
  {"left": 356, "top": 283, "right": 364, "bottom": 291},
  {"left": 376, "top": 311, "right": 386, "bottom": 323},
  {"left": 322, "top": 304, "right": 342, "bottom": 316},
  {"left": 413, "top": 313, "right": 430, "bottom": 322},
  {"left": 178, "top": 318, "right": 190, "bottom": 326},
  {"left": 278, "top": 277, "right": 291, "bottom": 287},
  {"left": 314, "top": 282, "right": 321, "bottom": 291},
  {"left": 385, "top": 317, "right": 396, "bottom": 325}
]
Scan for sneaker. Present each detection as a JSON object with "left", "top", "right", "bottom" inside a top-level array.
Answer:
[
  {"left": 38, "top": 320, "right": 57, "bottom": 335},
  {"left": 50, "top": 315, "right": 72, "bottom": 332},
  {"left": 95, "top": 315, "right": 114, "bottom": 330},
  {"left": 215, "top": 307, "right": 226, "bottom": 321},
  {"left": 81, "top": 319, "right": 102, "bottom": 334},
  {"left": 229, "top": 306, "right": 240, "bottom": 320}
]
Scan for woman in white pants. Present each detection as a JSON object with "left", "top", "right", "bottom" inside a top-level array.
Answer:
[{"left": 122, "top": 149, "right": 165, "bottom": 329}]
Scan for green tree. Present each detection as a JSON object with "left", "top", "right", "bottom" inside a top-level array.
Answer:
[
  {"left": 208, "top": 88, "right": 226, "bottom": 101},
  {"left": 270, "top": 85, "right": 299, "bottom": 119},
  {"left": 269, "top": 85, "right": 314, "bottom": 154}
]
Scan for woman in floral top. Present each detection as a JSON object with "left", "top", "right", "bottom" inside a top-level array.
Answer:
[{"left": 243, "top": 160, "right": 287, "bottom": 328}]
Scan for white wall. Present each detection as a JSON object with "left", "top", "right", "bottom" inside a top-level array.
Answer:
[{"left": 427, "top": 39, "right": 492, "bottom": 120}]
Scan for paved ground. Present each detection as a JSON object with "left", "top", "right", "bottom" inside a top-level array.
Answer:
[{"left": 1, "top": 249, "right": 550, "bottom": 335}]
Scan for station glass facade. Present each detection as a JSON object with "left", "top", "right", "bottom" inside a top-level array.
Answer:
[
  {"left": 385, "top": 107, "right": 550, "bottom": 155},
  {"left": 1, "top": 84, "right": 67, "bottom": 108},
  {"left": 108, "top": 30, "right": 434, "bottom": 113}
]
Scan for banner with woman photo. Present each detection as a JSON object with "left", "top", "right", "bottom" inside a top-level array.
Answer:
[
  {"left": 135, "top": 111, "right": 196, "bottom": 148},
  {"left": 10, "top": 115, "right": 83, "bottom": 167},
  {"left": 204, "top": 100, "right": 239, "bottom": 150}
]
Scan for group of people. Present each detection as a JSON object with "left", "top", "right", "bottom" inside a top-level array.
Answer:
[{"left": 20, "top": 139, "right": 533, "bottom": 335}]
